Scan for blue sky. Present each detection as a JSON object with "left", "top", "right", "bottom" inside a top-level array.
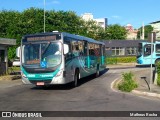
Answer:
[{"left": 0, "top": 0, "right": 160, "bottom": 29}]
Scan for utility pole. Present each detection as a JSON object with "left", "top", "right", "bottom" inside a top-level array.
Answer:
[
  {"left": 142, "top": 22, "right": 144, "bottom": 40},
  {"left": 150, "top": 32, "right": 153, "bottom": 91},
  {"left": 44, "top": 0, "right": 46, "bottom": 33}
]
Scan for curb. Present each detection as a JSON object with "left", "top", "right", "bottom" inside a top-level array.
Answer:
[
  {"left": 111, "top": 78, "right": 122, "bottom": 92},
  {"left": 111, "top": 78, "right": 160, "bottom": 99},
  {"left": 0, "top": 75, "right": 21, "bottom": 81},
  {"left": 132, "top": 90, "right": 160, "bottom": 99}
]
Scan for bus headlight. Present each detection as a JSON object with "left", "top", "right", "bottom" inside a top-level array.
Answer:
[
  {"left": 56, "top": 69, "right": 63, "bottom": 77},
  {"left": 21, "top": 72, "right": 27, "bottom": 78}
]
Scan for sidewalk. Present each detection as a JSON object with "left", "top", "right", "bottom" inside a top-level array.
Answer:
[
  {"left": 107, "top": 63, "right": 137, "bottom": 69},
  {"left": 108, "top": 63, "right": 160, "bottom": 99},
  {"left": 132, "top": 69, "right": 160, "bottom": 99},
  {"left": 0, "top": 75, "right": 22, "bottom": 89}
]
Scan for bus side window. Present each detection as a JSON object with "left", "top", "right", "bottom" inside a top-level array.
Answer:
[
  {"left": 88, "top": 43, "right": 96, "bottom": 67},
  {"left": 156, "top": 44, "right": 160, "bottom": 53},
  {"left": 144, "top": 44, "right": 153, "bottom": 56},
  {"left": 103, "top": 45, "right": 106, "bottom": 56},
  {"left": 88, "top": 43, "right": 94, "bottom": 56},
  {"left": 78, "top": 41, "right": 84, "bottom": 56},
  {"left": 72, "top": 40, "right": 79, "bottom": 57},
  {"left": 64, "top": 38, "right": 72, "bottom": 61},
  {"left": 84, "top": 41, "right": 88, "bottom": 56}
]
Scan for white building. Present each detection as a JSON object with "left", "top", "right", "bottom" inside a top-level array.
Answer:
[
  {"left": 82, "top": 13, "right": 108, "bottom": 29},
  {"left": 82, "top": 13, "right": 93, "bottom": 21},
  {"left": 150, "top": 20, "right": 160, "bottom": 39}
]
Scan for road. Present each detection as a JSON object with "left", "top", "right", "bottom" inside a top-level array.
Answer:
[{"left": 0, "top": 67, "right": 160, "bottom": 120}]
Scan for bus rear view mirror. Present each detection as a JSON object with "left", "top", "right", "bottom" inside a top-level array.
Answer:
[
  {"left": 64, "top": 44, "right": 69, "bottom": 54},
  {"left": 16, "top": 46, "right": 20, "bottom": 58}
]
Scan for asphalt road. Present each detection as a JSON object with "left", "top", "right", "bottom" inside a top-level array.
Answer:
[{"left": 0, "top": 67, "right": 160, "bottom": 120}]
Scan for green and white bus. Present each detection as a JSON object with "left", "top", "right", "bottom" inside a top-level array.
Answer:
[{"left": 18, "top": 32, "right": 106, "bottom": 87}]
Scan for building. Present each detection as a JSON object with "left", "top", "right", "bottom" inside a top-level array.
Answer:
[
  {"left": 125, "top": 24, "right": 138, "bottom": 40},
  {"left": 150, "top": 20, "right": 160, "bottom": 39},
  {"left": 0, "top": 38, "right": 16, "bottom": 75},
  {"left": 82, "top": 13, "right": 108, "bottom": 29},
  {"left": 82, "top": 13, "right": 93, "bottom": 21},
  {"left": 104, "top": 40, "right": 146, "bottom": 56},
  {"left": 94, "top": 18, "right": 108, "bottom": 29}
]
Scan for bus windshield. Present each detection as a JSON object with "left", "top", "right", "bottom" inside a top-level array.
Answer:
[{"left": 22, "top": 42, "right": 62, "bottom": 68}]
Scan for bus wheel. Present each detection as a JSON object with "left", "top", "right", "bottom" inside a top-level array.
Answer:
[
  {"left": 155, "top": 59, "right": 160, "bottom": 65},
  {"left": 95, "top": 65, "right": 99, "bottom": 77},
  {"left": 73, "top": 69, "right": 79, "bottom": 87},
  {"left": 95, "top": 70, "right": 99, "bottom": 77}
]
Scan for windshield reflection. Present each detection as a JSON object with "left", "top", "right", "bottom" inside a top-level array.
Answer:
[{"left": 22, "top": 42, "right": 62, "bottom": 68}]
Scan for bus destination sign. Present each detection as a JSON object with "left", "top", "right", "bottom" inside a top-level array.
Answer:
[{"left": 27, "top": 35, "right": 57, "bottom": 42}]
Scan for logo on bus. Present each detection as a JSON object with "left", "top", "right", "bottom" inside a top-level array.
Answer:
[{"left": 40, "top": 61, "right": 47, "bottom": 68}]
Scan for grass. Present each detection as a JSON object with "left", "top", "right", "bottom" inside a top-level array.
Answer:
[{"left": 118, "top": 72, "right": 138, "bottom": 92}]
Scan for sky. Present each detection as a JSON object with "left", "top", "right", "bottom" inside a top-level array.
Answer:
[{"left": 0, "top": 0, "right": 160, "bottom": 29}]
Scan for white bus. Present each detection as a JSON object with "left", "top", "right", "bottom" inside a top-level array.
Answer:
[{"left": 19, "top": 32, "right": 106, "bottom": 87}]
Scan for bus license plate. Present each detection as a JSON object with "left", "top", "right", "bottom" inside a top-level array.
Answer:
[{"left": 36, "top": 82, "right": 44, "bottom": 86}]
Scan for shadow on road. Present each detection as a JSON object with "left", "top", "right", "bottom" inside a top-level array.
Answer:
[
  {"left": 77, "top": 68, "right": 109, "bottom": 87},
  {"left": 136, "top": 65, "right": 153, "bottom": 68},
  {"left": 31, "top": 68, "right": 109, "bottom": 90}
]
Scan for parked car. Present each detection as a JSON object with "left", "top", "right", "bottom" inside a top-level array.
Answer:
[{"left": 12, "top": 59, "right": 20, "bottom": 66}]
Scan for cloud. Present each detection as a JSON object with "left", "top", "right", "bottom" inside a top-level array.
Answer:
[
  {"left": 111, "top": 15, "right": 121, "bottom": 19},
  {"left": 37, "top": 0, "right": 60, "bottom": 7},
  {"left": 50, "top": 0, "right": 60, "bottom": 5}
]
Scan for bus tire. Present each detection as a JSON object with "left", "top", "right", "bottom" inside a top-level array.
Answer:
[
  {"left": 73, "top": 69, "right": 79, "bottom": 87},
  {"left": 96, "top": 70, "right": 99, "bottom": 77},
  {"left": 155, "top": 59, "right": 160, "bottom": 65},
  {"left": 95, "top": 64, "right": 100, "bottom": 77}
]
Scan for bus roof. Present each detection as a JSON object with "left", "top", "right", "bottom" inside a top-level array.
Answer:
[
  {"left": 62, "top": 32, "right": 105, "bottom": 45},
  {"left": 23, "top": 32, "right": 105, "bottom": 45},
  {"left": 139, "top": 41, "right": 160, "bottom": 44}
]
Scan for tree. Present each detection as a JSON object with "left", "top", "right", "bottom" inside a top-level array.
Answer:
[
  {"left": 1, "top": 8, "right": 106, "bottom": 60},
  {"left": 80, "top": 20, "right": 105, "bottom": 40},
  {"left": 137, "top": 25, "right": 153, "bottom": 39},
  {"left": 104, "top": 24, "right": 127, "bottom": 40},
  {"left": 0, "top": 10, "right": 21, "bottom": 60}
]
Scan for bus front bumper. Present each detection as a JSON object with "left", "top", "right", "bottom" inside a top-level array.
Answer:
[{"left": 22, "top": 75, "right": 69, "bottom": 85}]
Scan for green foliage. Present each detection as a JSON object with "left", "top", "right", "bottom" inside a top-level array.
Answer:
[
  {"left": 0, "top": 8, "right": 107, "bottom": 60},
  {"left": 156, "top": 61, "right": 160, "bottom": 86},
  {"left": 0, "top": 8, "right": 129, "bottom": 60},
  {"left": 106, "top": 56, "right": 136, "bottom": 64},
  {"left": 105, "top": 24, "right": 127, "bottom": 40},
  {"left": 8, "top": 47, "right": 17, "bottom": 60},
  {"left": 118, "top": 72, "right": 138, "bottom": 92},
  {"left": 137, "top": 25, "right": 153, "bottom": 39},
  {"left": 106, "top": 57, "right": 117, "bottom": 64},
  {"left": 117, "top": 56, "right": 136, "bottom": 63},
  {"left": 81, "top": 20, "right": 105, "bottom": 40}
]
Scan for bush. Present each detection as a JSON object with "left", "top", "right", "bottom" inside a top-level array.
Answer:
[
  {"left": 117, "top": 56, "right": 136, "bottom": 63},
  {"left": 106, "top": 56, "right": 136, "bottom": 65},
  {"left": 118, "top": 72, "right": 138, "bottom": 92},
  {"left": 156, "top": 61, "right": 160, "bottom": 86},
  {"left": 106, "top": 57, "right": 117, "bottom": 64}
]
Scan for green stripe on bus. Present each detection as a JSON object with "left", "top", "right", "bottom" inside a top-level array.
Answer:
[{"left": 87, "top": 56, "right": 90, "bottom": 68}]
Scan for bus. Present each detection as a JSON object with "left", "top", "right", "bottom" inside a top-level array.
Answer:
[
  {"left": 18, "top": 32, "right": 106, "bottom": 87},
  {"left": 137, "top": 41, "right": 160, "bottom": 65}
]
